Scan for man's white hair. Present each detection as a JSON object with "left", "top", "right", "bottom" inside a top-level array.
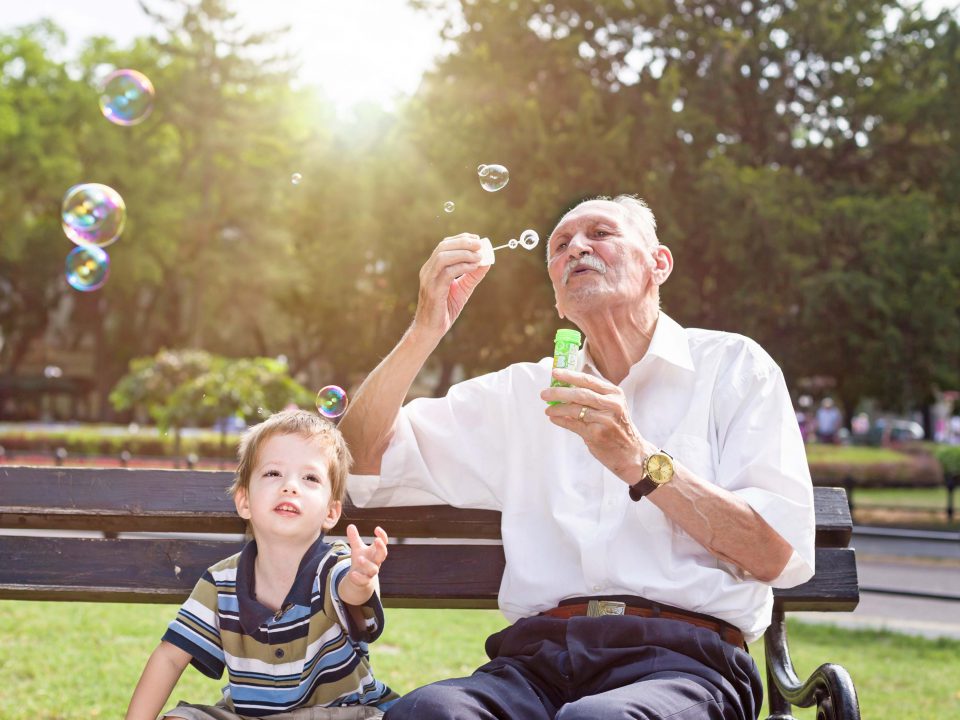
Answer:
[
  {"left": 548, "top": 194, "right": 660, "bottom": 262},
  {"left": 609, "top": 194, "right": 659, "bottom": 248}
]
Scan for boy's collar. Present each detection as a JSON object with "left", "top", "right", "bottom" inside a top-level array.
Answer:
[{"left": 236, "top": 533, "right": 331, "bottom": 634}]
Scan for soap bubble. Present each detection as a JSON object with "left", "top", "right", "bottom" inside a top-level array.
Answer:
[
  {"left": 316, "top": 385, "right": 348, "bottom": 419},
  {"left": 444, "top": 201, "right": 455, "bottom": 213},
  {"left": 478, "top": 164, "right": 509, "bottom": 192},
  {"left": 477, "top": 164, "right": 487, "bottom": 173},
  {"left": 508, "top": 239, "right": 518, "bottom": 249},
  {"left": 291, "top": 173, "right": 302, "bottom": 185},
  {"left": 65, "top": 245, "right": 110, "bottom": 292},
  {"left": 61, "top": 183, "right": 126, "bottom": 247},
  {"left": 99, "top": 69, "right": 155, "bottom": 126},
  {"left": 519, "top": 229, "right": 540, "bottom": 250}
]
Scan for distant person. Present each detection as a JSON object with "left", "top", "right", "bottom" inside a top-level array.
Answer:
[
  {"left": 851, "top": 412, "right": 870, "bottom": 437},
  {"left": 950, "top": 415, "right": 960, "bottom": 445},
  {"left": 125, "top": 409, "right": 398, "bottom": 720},
  {"left": 795, "top": 395, "right": 814, "bottom": 442},
  {"left": 815, "top": 398, "right": 843, "bottom": 444}
]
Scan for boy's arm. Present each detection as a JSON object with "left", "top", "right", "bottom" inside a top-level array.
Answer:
[
  {"left": 337, "top": 524, "right": 388, "bottom": 608},
  {"left": 125, "top": 640, "right": 192, "bottom": 720}
]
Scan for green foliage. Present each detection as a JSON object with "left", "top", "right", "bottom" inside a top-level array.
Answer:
[
  {"left": 110, "top": 349, "right": 311, "bottom": 432},
  {"left": 934, "top": 445, "right": 960, "bottom": 477},
  {"left": 0, "top": 426, "right": 240, "bottom": 458},
  {"left": 1, "top": 0, "right": 959, "bottom": 413}
]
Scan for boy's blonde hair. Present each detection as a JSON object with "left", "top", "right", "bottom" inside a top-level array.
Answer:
[{"left": 229, "top": 409, "right": 352, "bottom": 504}]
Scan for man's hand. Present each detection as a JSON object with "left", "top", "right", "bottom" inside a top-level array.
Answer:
[
  {"left": 338, "top": 524, "right": 389, "bottom": 607},
  {"left": 413, "top": 233, "right": 491, "bottom": 341},
  {"left": 540, "top": 368, "right": 654, "bottom": 482}
]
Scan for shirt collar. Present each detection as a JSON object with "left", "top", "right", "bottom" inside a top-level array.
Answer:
[
  {"left": 236, "top": 533, "right": 331, "bottom": 633},
  {"left": 581, "top": 312, "right": 695, "bottom": 377}
]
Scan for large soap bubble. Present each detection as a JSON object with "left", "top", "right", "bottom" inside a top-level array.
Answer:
[
  {"left": 61, "top": 183, "right": 126, "bottom": 247},
  {"left": 316, "top": 385, "right": 348, "bottom": 419},
  {"left": 65, "top": 245, "right": 110, "bottom": 292},
  {"left": 99, "top": 69, "right": 155, "bottom": 126},
  {"left": 478, "top": 164, "right": 509, "bottom": 192}
]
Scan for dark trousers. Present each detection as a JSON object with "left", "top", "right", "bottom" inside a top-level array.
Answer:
[{"left": 385, "top": 615, "right": 761, "bottom": 720}]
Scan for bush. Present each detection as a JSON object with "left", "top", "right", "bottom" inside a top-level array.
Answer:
[
  {"left": 809, "top": 453, "right": 943, "bottom": 487},
  {"left": 933, "top": 445, "right": 960, "bottom": 477},
  {"left": 0, "top": 428, "right": 241, "bottom": 459}
]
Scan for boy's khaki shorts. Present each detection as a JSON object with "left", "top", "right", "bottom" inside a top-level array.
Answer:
[{"left": 163, "top": 700, "right": 385, "bottom": 720}]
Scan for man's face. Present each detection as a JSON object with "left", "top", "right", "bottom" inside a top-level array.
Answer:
[{"left": 546, "top": 200, "right": 658, "bottom": 319}]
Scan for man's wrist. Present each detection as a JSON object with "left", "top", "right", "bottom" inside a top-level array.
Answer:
[{"left": 622, "top": 441, "right": 659, "bottom": 489}]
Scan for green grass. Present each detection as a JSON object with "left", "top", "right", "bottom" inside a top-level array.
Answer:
[
  {"left": 805, "top": 444, "right": 911, "bottom": 464},
  {"left": 2, "top": 602, "right": 959, "bottom": 719},
  {"left": 851, "top": 486, "right": 951, "bottom": 508}
]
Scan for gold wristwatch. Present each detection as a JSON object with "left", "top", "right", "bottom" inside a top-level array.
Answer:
[{"left": 628, "top": 449, "right": 675, "bottom": 501}]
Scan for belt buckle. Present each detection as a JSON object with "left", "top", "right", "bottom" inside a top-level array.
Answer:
[{"left": 587, "top": 600, "right": 625, "bottom": 617}]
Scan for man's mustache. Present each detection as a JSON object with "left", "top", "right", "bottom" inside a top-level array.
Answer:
[{"left": 562, "top": 255, "right": 607, "bottom": 286}]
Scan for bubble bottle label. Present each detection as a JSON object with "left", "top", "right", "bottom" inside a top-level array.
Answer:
[{"left": 547, "top": 328, "right": 582, "bottom": 405}]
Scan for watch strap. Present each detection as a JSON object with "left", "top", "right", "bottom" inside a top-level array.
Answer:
[{"left": 628, "top": 475, "right": 657, "bottom": 502}]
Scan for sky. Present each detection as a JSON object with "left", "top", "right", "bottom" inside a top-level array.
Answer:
[{"left": 4, "top": 0, "right": 448, "bottom": 112}]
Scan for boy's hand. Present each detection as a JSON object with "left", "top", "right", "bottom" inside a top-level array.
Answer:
[{"left": 339, "top": 524, "right": 389, "bottom": 606}]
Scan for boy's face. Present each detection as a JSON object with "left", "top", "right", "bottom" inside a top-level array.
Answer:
[{"left": 234, "top": 433, "right": 342, "bottom": 542}]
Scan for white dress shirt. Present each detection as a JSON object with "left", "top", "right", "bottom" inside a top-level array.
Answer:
[{"left": 349, "top": 313, "right": 815, "bottom": 642}]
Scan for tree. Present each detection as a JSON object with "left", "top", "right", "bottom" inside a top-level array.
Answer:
[
  {"left": 110, "top": 349, "right": 312, "bottom": 459},
  {"left": 0, "top": 22, "right": 95, "bottom": 374}
]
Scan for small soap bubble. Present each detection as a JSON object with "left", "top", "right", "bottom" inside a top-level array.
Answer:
[
  {"left": 477, "top": 164, "right": 487, "bottom": 173},
  {"left": 443, "top": 201, "right": 455, "bottom": 213},
  {"left": 508, "top": 239, "right": 518, "bottom": 249},
  {"left": 61, "top": 183, "right": 126, "bottom": 247},
  {"left": 316, "top": 385, "right": 348, "bottom": 419},
  {"left": 519, "top": 229, "right": 540, "bottom": 250},
  {"left": 99, "top": 69, "right": 155, "bottom": 126},
  {"left": 291, "top": 173, "right": 302, "bottom": 185},
  {"left": 65, "top": 245, "right": 110, "bottom": 292},
  {"left": 478, "top": 164, "right": 509, "bottom": 192}
]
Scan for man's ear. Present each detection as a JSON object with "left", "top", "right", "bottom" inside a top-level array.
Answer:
[
  {"left": 322, "top": 500, "right": 343, "bottom": 531},
  {"left": 234, "top": 487, "right": 252, "bottom": 520},
  {"left": 652, "top": 245, "right": 674, "bottom": 285}
]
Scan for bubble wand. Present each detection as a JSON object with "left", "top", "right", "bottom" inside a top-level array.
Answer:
[{"left": 478, "top": 229, "right": 539, "bottom": 266}]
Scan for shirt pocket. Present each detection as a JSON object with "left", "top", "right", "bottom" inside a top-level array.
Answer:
[{"left": 665, "top": 432, "right": 716, "bottom": 486}]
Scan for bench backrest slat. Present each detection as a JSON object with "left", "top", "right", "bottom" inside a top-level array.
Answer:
[
  {"left": 0, "top": 468, "right": 851, "bottom": 546},
  {"left": 0, "top": 535, "right": 857, "bottom": 611}
]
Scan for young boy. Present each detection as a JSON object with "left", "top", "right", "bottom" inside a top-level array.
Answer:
[{"left": 125, "top": 409, "right": 398, "bottom": 720}]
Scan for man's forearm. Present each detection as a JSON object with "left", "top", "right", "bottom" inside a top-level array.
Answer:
[
  {"left": 646, "top": 463, "right": 795, "bottom": 582},
  {"left": 339, "top": 323, "right": 441, "bottom": 474}
]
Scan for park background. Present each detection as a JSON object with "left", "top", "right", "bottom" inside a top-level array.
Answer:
[{"left": 1, "top": 0, "right": 960, "bottom": 718}]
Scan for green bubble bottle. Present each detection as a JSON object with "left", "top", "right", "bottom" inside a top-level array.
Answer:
[{"left": 547, "top": 328, "right": 582, "bottom": 405}]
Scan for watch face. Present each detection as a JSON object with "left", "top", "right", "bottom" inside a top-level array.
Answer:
[{"left": 647, "top": 452, "right": 675, "bottom": 485}]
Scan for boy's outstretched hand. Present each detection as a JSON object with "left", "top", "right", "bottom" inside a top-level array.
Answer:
[{"left": 338, "top": 524, "right": 389, "bottom": 607}]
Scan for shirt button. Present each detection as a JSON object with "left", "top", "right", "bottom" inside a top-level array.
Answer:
[{"left": 275, "top": 648, "right": 285, "bottom": 659}]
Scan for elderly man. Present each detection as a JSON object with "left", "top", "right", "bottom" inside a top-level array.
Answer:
[{"left": 340, "top": 195, "right": 814, "bottom": 720}]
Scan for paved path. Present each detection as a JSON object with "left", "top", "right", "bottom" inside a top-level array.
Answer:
[{"left": 795, "top": 528, "right": 960, "bottom": 640}]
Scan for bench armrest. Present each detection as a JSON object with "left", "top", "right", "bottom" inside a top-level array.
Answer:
[{"left": 764, "top": 609, "right": 861, "bottom": 720}]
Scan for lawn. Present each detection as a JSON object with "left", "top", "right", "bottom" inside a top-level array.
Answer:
[
  {"left": 1, "top": 602, "right": 958, "bottom": 719},
  {"left": 805, "top": 444, "right": 912, "bottom": 465}
]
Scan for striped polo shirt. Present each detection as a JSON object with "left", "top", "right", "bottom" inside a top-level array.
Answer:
[{"left": 163, "top": 536, "right": 399, "bottom": 717}]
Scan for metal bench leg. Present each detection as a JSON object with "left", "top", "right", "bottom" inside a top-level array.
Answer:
[{"left": 764, "top": 609, "right": 861, "bottom": 720}]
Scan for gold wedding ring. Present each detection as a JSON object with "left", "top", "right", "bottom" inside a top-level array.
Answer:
[{"left": 578, "top": 406, "right": 588, "bottom": 422}]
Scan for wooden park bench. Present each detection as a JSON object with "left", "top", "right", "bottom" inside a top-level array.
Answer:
[{"left": 0, "top": 466, "right": 860, "bottom": 719}]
